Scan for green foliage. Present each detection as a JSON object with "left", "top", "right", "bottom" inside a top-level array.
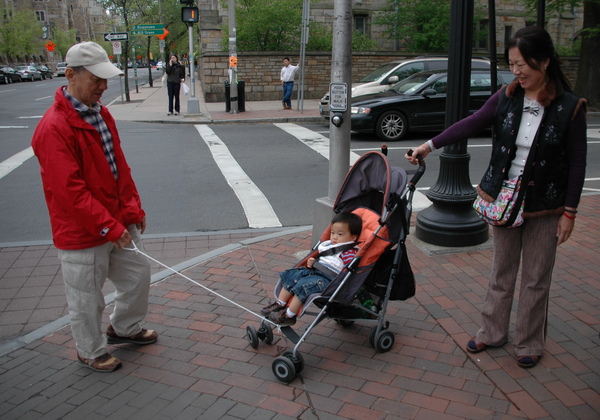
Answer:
[
  {"left": 306, "top": 22, "right": 332, "bottom": 51},
  {"left": 556, "top": 38, "right": 581, "bottom": 56},
  {"left": 352, "top": 31, "right": 378, "bottom": 51},
  {"left": 223, "top": 0, "right": 304, "bottom": 51},
  {"left": 0, "top": 8, "right": 44, "bottom": 60},
  {"left": 374, "top": 0, "right": 486, "bottom": 52},
  {"left": 52, "top": 28, "right": 78, "bottom": 59}
]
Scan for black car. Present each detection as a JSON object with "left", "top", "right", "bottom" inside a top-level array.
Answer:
[
  {"left": 350, "top": 69, "right": 516, "bottom": 141},
  {"left": 36, "top": 65, "right": 54, "bottom": 79},
  {"left": 0, "top": 67, "right": 22, "bottom": 84}
]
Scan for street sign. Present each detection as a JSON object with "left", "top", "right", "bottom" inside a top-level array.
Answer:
[
  {"left": 130, "top": 29, "right": 165, "bottom": 36},
  {"left": 112, "top": 41, "right": 122, "bottom": 55},
  {"left": 329, "top": 82, "right": 348, "bottom": 112},
  {"left": 104, "top": 32, "right": 128, "bottom": 42},
  {"left": 134, "top": 24, "right": 164, "bottom": 30}
]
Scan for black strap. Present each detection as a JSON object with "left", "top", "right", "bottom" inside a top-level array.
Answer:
[{"left": 317, "top": 242, "right": 357, "bottom": 258}]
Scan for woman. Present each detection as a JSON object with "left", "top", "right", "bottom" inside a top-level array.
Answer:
[
  {"left": 406, "top": 26, "right": 587, "bottom": 368},
  {"left": 165, "top": 54, "right": 185, "bottom": 115}
]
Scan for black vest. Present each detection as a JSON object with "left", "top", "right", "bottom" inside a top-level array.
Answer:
[{"left": 479, "top": 86, "right": 581, "bottom": 213}]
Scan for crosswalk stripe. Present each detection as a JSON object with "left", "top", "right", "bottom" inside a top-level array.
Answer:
[
  {"left": 275, "top": 123, "right": 431, "bottom": 211},
  {"left": 0, "top": 147, "right": 34, "bottom": 180},
  {"left": 194, "top": 125, "right": 282, "bottom": 229}
]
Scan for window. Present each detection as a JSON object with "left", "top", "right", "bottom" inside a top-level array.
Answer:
[
  {"left": 35, "top": 10, "right": 46, "bottom": 21},
  {"left": 354, "top": 15, "right": 367, "bottom": 35},
  {"left": 474, "top": 19, "right": 489, "bottom": 51},
  {"left": 504, "top": 26, "right": 513, "bottom": 47}
]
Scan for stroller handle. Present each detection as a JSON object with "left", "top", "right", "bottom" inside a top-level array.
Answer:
[{"left": 406, "top": 149, "right": 426, "bottom": 188}]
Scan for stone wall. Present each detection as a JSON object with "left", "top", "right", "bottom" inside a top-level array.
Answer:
[{"left": 199, "top": 52, "right": 580, "bottom": 103}]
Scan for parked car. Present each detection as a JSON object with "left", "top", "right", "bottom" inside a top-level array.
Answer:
[
  {"left": 0, "top": 67, "right": 22, "bottom": 83},
  {"left": 350, "top": 69, "right": 516, "bottom": 141},
  {"left": 36, "top": 65, "right": 53, "bottom": 79},
  {"left": 15, "top": 65, "right": 43, "bottom": 81},
  {"left": 320, "top": 56, "right": 492, "bottom": 118},
  {"left": 56, "top": 62, "right": 68, "bottom": 77},
  {"left": 155, "top": 61, "right": 165, "bottom": 69}
]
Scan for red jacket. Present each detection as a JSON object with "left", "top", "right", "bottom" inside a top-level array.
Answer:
[{"left": 32, "top": 87, "right": 145, "bottom": 250}]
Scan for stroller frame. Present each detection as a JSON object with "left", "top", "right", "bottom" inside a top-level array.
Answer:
[{"left": 247, "top": 149, "right": 425, "bottom": 383}]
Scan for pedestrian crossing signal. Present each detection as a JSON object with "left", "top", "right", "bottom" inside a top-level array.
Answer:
[{"left": 181, "top": 7, "right": 199, "bottom": 23}]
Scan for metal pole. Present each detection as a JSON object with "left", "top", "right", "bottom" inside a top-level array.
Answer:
[
  {"left": 311, "top": 0, "right": 352, "bottom": 241},
  {"left": 228, "top": 0, "right": 239, "bottom": 114},
  {"left": 537, "top": 0, "right": 546, "bottom": 28},
  {"left": 297, "top": 0, "right": 310, "bottom": 113},
  {"left": 488, "top": 0, "right": 497, "bottom": 94},
  {"left": 187, "top": 23, "right": 200, "bottom": 114},
  {"left": 415, "top": 0, "right": 488, "bottom": 247}
]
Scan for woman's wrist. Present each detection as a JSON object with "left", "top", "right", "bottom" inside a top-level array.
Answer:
[{"left": 427, "top": 140, "right": 436, "bottom": 152}]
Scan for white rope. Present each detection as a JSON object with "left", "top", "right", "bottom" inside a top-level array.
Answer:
[{"left": 124, "top": 242, "right": 279, "bottom": 328}]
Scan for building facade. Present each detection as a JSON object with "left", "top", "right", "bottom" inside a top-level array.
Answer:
[{"left": 2, "top": 0, "right": 108, "bottom": 63}]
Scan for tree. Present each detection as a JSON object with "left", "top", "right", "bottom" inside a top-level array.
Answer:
[
  {"left": 223, "top": 0, "right": 304, "bottom": 51},
  {"left": 517, "top": 0, "right": 599, "bottom": 110},
  {"left": 374, "top": 0, "right": 453, "bottom": 52},
  {"left": 574, "top": 0, "right": 599, "bottom": 109},
  {"left": 51, "top": 28, "right": 78, "bottom": 61},
  {"left": 0, "top": 8, "right": 44, "bottom": 62}
]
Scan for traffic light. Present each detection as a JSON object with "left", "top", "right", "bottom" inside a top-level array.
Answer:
[
  {"left": 181, "top": 7, "right": 199, "bottom": 23},
  {"left": 180, "top": 0, "right": 194, "bottom": 4}
]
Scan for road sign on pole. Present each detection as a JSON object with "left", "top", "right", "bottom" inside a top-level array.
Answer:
[
  {"left": 112, "top": 41, "right": 122, "bottom": 55},
  {"left": 104, "top": 32, "right": 128, "bottom": 42},
  {"left": 131, "top": 24, "right": 165, "bottom": 36}
]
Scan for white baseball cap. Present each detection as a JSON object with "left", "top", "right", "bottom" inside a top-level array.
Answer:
[{"left": 65, "top": 41, "right": 123, "bottom": 79}]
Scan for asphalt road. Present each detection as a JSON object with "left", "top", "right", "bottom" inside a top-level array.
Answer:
[{"left": 1, "top": 75, "right": 599, "bottom": 244}]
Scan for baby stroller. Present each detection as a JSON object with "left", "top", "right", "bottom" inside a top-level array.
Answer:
[{"left": 246, "top": 149, "right": 425, "bottom": 383}]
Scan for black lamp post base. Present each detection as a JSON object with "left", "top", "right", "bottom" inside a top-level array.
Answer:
[{"left": 415, "top": 205, "right": 489, "bottom": 247}]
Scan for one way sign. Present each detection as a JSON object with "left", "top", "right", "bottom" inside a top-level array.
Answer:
[{"left": 104, "top": 32, "right": 128, "bottom": 42}]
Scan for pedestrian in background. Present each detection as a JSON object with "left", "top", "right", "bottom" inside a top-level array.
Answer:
[
  {"left": 280, "top": 57, "right": 299, "bottom": 110},
  {"left": 31, "top": 41, "right": 157, "bottom": 373},
  {"left": 405, "top": 26, "right": 587, "bottom": 369},
  {"left": 166, "top": 54, "right": 185, "bottom": 115}
]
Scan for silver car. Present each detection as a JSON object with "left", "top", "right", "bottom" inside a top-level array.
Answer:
[
  {"left": 56, "top": 62, "right": 68, "bottom": 77},
  {"left": 15, "top": 66, "right": 43, "bottom": 81}
]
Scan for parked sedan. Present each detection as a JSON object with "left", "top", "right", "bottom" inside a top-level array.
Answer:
[
  {"left": 350, "top": 69, "right": 516, "bottom": 141},
  {"left": 36, "top": 65, "right": 54, "bottom": 79},
  {"left": 0, "top": 67, "right": 22, "bottom": 83},
  {"left": 15, "top": 65, "right": 43, "bottom": 81}
]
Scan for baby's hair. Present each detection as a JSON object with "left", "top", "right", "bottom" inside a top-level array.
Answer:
[{"left": 332, "top": 211, "right": 362, "bottom": 237}]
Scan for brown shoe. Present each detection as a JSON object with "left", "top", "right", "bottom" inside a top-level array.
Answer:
[
  {"left": 77, "top": 352, "right": 121, "bottom": 372},
  {"left": 269, "top": 310, "right": 296, "bottom": 326},
  {"left": 106, "top": 324, "right": 158, "bottom": 345},
  {"left": 261, "top": 301, "right": 286, "bottom": 316}
]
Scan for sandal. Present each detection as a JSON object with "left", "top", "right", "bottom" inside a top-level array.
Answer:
[
  {"left": 106, "top": 324, "right": 158, "bottom": 345},
  {"left": 517, "top": 355, "right": 540, "bottom": 368},
  {"left": 466, "top": 339, "right": 488, "bottom": 353},
  {"left": 77, "top": 352, "right": 121, "bottom": 372}
]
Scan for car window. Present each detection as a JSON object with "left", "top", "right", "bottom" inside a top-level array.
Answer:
[
  {"left": 358, "top": 62, "right": 401, "bottom": 83},
  {"left": 391, "top": 73, "right": 436, "bottom": 94},
  {"left": 390, "top": 62, "right": 424, "bottom": 81},
  {"left": 427, "top": 60, "right": 448, "bottom": 70},
  {"left": 470, "top": 74, "right": 492, "bottom": 92},
  {"left": 431, "top": 77, "right": 448, "bottom": 94},
  {"left": 57, "top": 62, "right": 67, "bottom": 67}
]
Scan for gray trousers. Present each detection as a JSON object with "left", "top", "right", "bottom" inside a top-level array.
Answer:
[
  {"left": 58, "top": 226, "right": 151, "bottom": 359},
  {"left": 476, "top": 214, "right": 560, "bottom": 357}
]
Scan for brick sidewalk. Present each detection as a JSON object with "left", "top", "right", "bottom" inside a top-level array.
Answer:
[{"left": 0, "top": 197, "right": 598, "bottom": 419}]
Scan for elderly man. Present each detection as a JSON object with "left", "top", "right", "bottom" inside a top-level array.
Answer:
[{"left": 31, "top": 42, "right": 157, "bottom": 372}]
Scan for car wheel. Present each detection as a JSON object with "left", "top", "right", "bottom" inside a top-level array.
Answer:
[
  {"left": 3, "top": 76, "right": 8, "bottom": 84},
  {"left": 375, "top": 110, "right": 408, "bottom": 141}
]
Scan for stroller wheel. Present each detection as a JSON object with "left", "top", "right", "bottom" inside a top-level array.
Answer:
[
  {"left": 272, "top": 356, "right": 297, "bottom": 383},
  {"left": 374, "top": 330, "right": 395, "bottom": 353},
  {"left": 246, "top": 325, "right": 259, "bottom": 349},
  {"left": 259, "top": 320, "right": 274, "bottom": 344},
  {"left": 282, "top": 350, "right": 305, "bottom": 373}
]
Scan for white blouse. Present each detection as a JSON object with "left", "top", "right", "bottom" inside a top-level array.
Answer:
[{"left": 508, "top": 97, "right": 544, "bottom": 180}]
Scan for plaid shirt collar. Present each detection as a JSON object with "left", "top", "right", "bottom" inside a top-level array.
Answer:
[{"left": 63, "top": 87, "right": 102, "bottom": 115}]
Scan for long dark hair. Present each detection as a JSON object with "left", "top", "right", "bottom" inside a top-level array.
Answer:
[{"left": 505, "top": 26, "right": 572, "bottom": 96}]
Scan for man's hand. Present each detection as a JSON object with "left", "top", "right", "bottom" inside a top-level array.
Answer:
[
  {"left": 113, "top": 229, "right": 133, "bottom": 249},
  {"left": 307, "top": 257, "right": 315, "bottom": 268},
  {"left": 136, "top": 217, "right": 147, "bottom": 234}
]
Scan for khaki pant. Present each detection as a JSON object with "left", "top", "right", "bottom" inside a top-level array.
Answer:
[
  {"left": 476, "top": 215, "right": 560, "bottom": 357},
  {"left": 59, "top": 226, "right": 151, "bottom": 359}
]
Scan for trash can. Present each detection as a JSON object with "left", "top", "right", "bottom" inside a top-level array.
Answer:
[{"left": 224, "top": 80, "right": 245, "bottom": 112}]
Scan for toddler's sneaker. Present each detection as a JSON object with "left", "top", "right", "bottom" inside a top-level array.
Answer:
[
  {"left": 261, "top": 302, "right": 286, "bottom": 316},
  {"left": 269, "top": 310, "right": 296, "bottom": 326}
]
